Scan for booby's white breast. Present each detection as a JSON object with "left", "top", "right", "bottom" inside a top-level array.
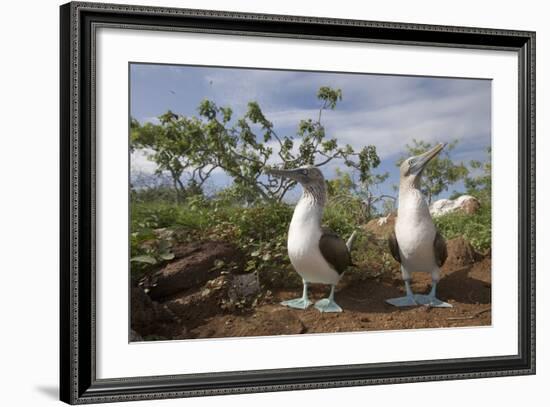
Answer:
[
  {"left": 396, "top": 189, "right": 438, "bottom": 273},
  {"left": 287, "top": 199, "right": 340, "bottom": 285}
]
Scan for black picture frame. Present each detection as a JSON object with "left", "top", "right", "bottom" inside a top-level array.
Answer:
[{"left": 60, "top": 1, "right": 536, "bottom": 404}]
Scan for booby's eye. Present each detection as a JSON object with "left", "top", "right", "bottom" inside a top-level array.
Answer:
[{"left": 301, "top": 169, "right": 309, "bottom": 176}]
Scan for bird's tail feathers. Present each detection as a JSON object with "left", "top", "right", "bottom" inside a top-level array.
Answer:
[{"left": 346, "top": 230, "right": 358, "bottom": 252}]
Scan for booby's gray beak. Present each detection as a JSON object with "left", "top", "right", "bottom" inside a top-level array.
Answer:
[
  {"left": 264, "top": 167, "right": 303, "bottom": 181},
  {"left": 409, "top": 143, "right": 446, "bottom": 175}
]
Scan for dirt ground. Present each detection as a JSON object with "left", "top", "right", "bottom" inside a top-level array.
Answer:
[{"left": 183, "top": 257, "right": 491, "bottom": 339}]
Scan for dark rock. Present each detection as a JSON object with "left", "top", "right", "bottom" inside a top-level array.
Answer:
[
  {"left": 164, "top": 272, "right": 261, "bottom": 330},
  {"left": 130, "top": 286, "right": 181, "bottom": 339},
  {"left": 163, "top": 275, "right": 231, "bottom": 330},
  {"left": 228, "top": 272, "right": 261, "bottom": 302},
  {"left": 140, "top": 241, "right": 245, "bottom": 300},
  {"left": 129, "top": 329, "right": 143, "bottom": 342}
]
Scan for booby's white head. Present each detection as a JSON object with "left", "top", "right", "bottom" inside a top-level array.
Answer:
[
  {"left": 265, "top": 165, "right": 326, "bottom": 205},
  {"left": 399, "top": 143, "right": 446, "bottom": 190}
]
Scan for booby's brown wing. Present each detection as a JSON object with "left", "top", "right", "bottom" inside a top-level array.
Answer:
[
  {"left": 388, "top": 230, "right": 401, "bottom": 263},
  {"left": 319, "top": 227, "right": 352, "bottom": 274},
  {"left": 433, "top": 230, "right": 448, "bottom": 267}
]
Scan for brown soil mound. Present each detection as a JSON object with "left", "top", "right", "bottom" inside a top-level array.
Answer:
[
  {"left": 139, "top": 241, "right": 245, "bottom": 300},
  {"left": 132, "top": 252, "right": 491, "bottom": 341},
  {"left": 363, "top": 212, "right": 397, "bottom": 239},
  {"left": 443, "top": 237, "right": 482, "bottom": 271},
  {"left": 190, "top": 256, "right": 491, "bottom": 337}
]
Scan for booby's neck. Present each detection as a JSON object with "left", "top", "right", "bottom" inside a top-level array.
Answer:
[
  {"left": 301, "top": 182, "right": 326, "bottom": 208},
  {"left": 397, "top": 183, "right": 430, "bottom": 219},
  {"left": 291, "top": 183, "right": 326, "bottom": 228}
]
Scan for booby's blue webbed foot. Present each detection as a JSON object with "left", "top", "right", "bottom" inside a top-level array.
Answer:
[
  {"left": 414, "top": 282, "right": 452, "bottom": 308},
  {"left": 314, "top": 298, "right": 343, "bottom": 313},
  {"left": 386, "top": 279, "right": 418, "bottom": 307},
  {"left": 281, "top": 280, "right": 312, "bottom": 310},
  {"left": 314, "top": 285, "right": 343, "bottom": 313},
  {"left": 385, "top": 295, "right": 418, "bottom": 307},
  {"left": 281, "top": 297, "right": 312, "bottom": 309},
  {"left": 414, "top": 294, "right": 452, "bottom": 308}
]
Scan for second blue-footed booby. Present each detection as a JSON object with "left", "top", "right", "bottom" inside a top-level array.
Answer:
[
  {"left": 265, "top": 165, "right": 357, "bottom": 313},
  {"left": 387, "top": 143, "right": 452, "bottom": 308}
]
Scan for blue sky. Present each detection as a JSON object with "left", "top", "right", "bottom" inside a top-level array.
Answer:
[{"left": 130, "top": 63, "right": 491, "bottom": 202}]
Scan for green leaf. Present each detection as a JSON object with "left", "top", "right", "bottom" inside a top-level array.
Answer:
[
  {"left": 130, "top": 255, "right": 157, "bottom": 265},
  {"left": 213, "top": 259, "right": 225, "bottom": 268},
  {"left": 159, "top": 252, "right": 175, "bottom": 261}
]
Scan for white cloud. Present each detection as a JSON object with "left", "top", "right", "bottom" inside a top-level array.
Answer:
[
  {"left": 261, "top": 81, "right": 490, "bottom": 160},
  {"left": 131, "top": 149, "right": 157, "bottom": 174}
]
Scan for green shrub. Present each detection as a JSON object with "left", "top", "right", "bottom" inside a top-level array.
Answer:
[
  {"left": 434, "top": 202, "right": 491, "bottom": 253},
  {"left": 129, "top": 195, "right": 492, "bottom": 286},
  {"left": 324, "top": 195, "right": 365, "bottom": 239}
]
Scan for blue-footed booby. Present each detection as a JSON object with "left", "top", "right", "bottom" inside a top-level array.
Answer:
[
  {"left": 266, "top": 165, "right": 357, "bottom": 313},
  {"left": 387, "top": 143, "right": 451, "bottom": 308}
]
